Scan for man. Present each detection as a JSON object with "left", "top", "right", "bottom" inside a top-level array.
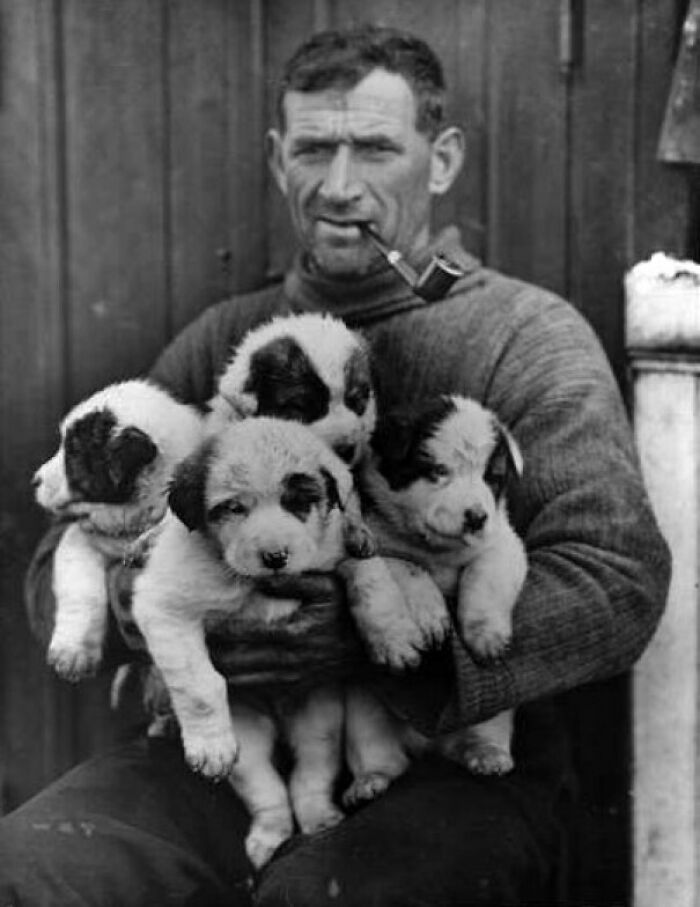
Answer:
[{"left": 0, "top": 25, "right": 669, "bottom": 907}]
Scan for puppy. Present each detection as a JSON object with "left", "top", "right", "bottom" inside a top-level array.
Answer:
[
  {"left": 208, "top": 312, "right": 375, "bottom": 467},
  {"left": 358, "top": 394, "right": 527, "bottom": 774},
  {"left": 131, "top": 416, "right": 376, "bottom": 867},
  {"left": 207, "top": 312, "right": 450, "bottom": 668},
  {"left": 32, "top": 380, "right": 203, "bottom": 681}
]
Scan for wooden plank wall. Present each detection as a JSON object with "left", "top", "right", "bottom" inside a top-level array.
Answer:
[{"left": 0, "top": 0, "right": 693, "bottom": 899}]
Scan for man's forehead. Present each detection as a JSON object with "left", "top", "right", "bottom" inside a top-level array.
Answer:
[{"left": 282, "top": 69, "right": 418, "bottom": 137}]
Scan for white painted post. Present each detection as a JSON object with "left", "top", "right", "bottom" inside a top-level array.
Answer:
[{"left": 627, "top": 255, "right": 700, "bottom": 907}]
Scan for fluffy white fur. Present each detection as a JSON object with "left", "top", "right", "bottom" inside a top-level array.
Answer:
[
  {"left": 131, "top": 416, "right": 395, "bottom": 867},
  {"left": 33, "top": 380, "right": 203, "bottom": 681},
  {"left": 207, "top": 312, "right": 450, "bottom": 668},
  {"left": 360, "top": 395, "right": 527, "bottom": 774},
  {"left": 208, "top": 313, "right": 377, "bottom": 465}
]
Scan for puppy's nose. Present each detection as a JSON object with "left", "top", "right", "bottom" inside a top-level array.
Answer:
[
  {"left": 463, "top": 507, "right": 487, "bottom": 534},
  {"left": 260, "top": 549, "right": 289, "bottom": 571},
  {"left": 333, "top": 442, "right": 356, "bottom": 464}
]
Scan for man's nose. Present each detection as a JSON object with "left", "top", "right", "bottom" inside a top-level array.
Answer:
[{"left": 318, "top": 145, "right": 361, "bottom": 204}]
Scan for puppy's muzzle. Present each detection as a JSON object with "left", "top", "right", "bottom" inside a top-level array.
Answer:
[{"left": 260, "top": 548, "right": 290, "bottom": 571}]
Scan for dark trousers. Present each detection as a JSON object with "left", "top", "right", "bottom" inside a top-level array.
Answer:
[{"left": 0, "top": 704, "right": 573, "bottom": 907}]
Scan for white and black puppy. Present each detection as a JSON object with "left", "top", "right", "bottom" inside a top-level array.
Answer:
[
  {"left": 207, "top": 312, "right": 450, "bottom": 668},
  {"left": 207, "top": 312, "right": 375, "bottom": 468},
  {"left": 358, "top": 394, "right": 527, "bottom": 774},
  {"left": 32, "top": 380, "right": 204, "bottom": 681},
  {"left": 131, "top": 416, "right": 376, "bottom": 867}
]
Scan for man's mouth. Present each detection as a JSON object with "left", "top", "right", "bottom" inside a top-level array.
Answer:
[{"left": 315, "top": 218, "right": 375, "bottom": 242}]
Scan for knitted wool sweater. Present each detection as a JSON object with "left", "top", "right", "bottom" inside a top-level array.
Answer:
[
  {"left": 25, "top": 227, "right": 670, "bottom": 735},
  {"left": 146, "top": 227, "right": 670, "bottom": 731}
]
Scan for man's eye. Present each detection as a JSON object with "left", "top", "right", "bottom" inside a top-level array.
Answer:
[
  {"left": 354, "top": 141, "right": 398, "bottom": 159},
  {"left": 292, "top": 142, "right": 334, "bottom": 160}
]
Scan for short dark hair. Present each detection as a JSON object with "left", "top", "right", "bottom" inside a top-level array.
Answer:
[{"left": 276, "top": 25, "right": 446, "bottom": 137}]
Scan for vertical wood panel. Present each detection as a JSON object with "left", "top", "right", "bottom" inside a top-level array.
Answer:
[
  {"left": 167, "top": 0, "right": 231, "bottom": 333},
  {"left": 569, "top": 0, "right": 637, "bottom": 381},
  {"left": 62, "top": 0, "right": 168, "bottom": 399},
  {"left": 0, "top": 0, "right": 77, "bottom": 808},
  {"left": 486, "top": 1, "right": 568, "bottom": 295},
  {"left": 226, "top": 0, "right": 269, "bottom": 292}
]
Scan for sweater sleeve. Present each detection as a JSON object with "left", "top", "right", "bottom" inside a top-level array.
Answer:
[
  {"left": 375, "top": 288, "right": 670, "bottom": 734},
  {"left": 446, "top": 291, "right": 670, "bottom": 728}
]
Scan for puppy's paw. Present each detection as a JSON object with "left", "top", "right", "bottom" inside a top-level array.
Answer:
[
  {"left": 342, "top": 772, "right": 392, "bottom": 808},
  {"left": 183, "top": 727, "right": 239, "bottom": 780},
  {"left": 295, "top": 799, "right": 345, "bottom": 836},
  {"left": 463, "top": 743, "right": 514, "bottom": 776},
  {"left": 340, "top": 558, "right": 425, "bottom": 669},
  {"left": 344, "top": 522, "right": 377, "bottom": 559},
  {"left": 439, "top": 736, "right": 514, "bottom": 776},
  {"left": 48, "top": 641, "right": 102, "bottom": 682},
  {"left": 245, "top": 810, "right": 294, "bottom": 870},
  {"left": 459, "top": 615, "right": 512, "bottom": 663},
  {"left": 362, "top": 620, "right": 425, "bottom": 671},
  {"left": 387, "top": 560, "right": 452, "bottom": 648}
]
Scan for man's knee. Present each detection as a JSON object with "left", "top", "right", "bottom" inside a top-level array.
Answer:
[{"left": 254, "top": 828, "right": 553, "bottom": 907}]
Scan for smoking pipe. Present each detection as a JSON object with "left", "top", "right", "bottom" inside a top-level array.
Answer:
[{"left": 360, "top": 223, "right": 465, "bottom": 302}]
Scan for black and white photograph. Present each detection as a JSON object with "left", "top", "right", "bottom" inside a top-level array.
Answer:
[{"left": 0, "top": 2, "right": 698, "bottom": 905}]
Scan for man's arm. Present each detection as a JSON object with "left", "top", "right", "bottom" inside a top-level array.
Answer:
[{"left": 376, "top": 289, "right": 671, "bottom": 734}]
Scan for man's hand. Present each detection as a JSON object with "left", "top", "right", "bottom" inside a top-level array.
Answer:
[{"left": 108, "top": 566, "right": 371, "bottom": 690}]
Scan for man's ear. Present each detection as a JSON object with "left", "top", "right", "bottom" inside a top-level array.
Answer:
[
  {"left": 428, "top": 127, "right": 465, "bottom": 196},
  {"left": 266, "top": 129, "right": 288, "bottom": 196}
]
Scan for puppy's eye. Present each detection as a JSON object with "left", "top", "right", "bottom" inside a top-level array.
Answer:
[
  {"left": 426, "top": 464, "right": 450, "bottom": 482},
  {"left": 208, "top": 499, "right": 247, "bottom": 521},
  {"left": 345, "top": 384, "right": 370, "bottom": 416}
]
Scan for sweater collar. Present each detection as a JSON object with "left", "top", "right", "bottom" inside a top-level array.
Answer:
[{"left": 283, "top": 226, "right": 482, "bottom": 328}]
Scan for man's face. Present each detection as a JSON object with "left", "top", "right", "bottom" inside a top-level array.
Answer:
[{"left": 269, "top": 69, "right": 437, "bottom": 278}]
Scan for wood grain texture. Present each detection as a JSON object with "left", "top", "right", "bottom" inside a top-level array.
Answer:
[
  {"left": 486, "top": 0, "right": 568, "bottom": 295},
  {"left": 0, "top": 4, "right": 694, "bottom": 901},
  {"left": 61, "top": 0, "right": 168, "bottom": 397}
]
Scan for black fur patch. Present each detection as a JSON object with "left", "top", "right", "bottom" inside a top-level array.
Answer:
[
  {"left": 244, "top": 336, "right": 330, "bottom": 424},
  {"left": 64, "top": 409, "right": 158, "bottom": 503},
  {"left": 484, "top": 425, "right": 518, "bottom": 500},
  {"left": 280, "top": 472, "right": 324, "bottom": 521},
  {"left": 168, "top": 440, "right": 214, "bottom": 531},
  {"left": 343, "top": 347, "right": 371, "bottom": 415},
  {"left": 371, "top": 396, "right": 457, "bottom": 491}
]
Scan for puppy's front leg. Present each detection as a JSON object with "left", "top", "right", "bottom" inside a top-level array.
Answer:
[
  {"left": 283, "top": 684, "right": 345, "bottom": 835},
  {"left": 437, "top": 709, "right": 514, "bottom": 775},
  {"left": 49, "top": 523, "right": 109, "bottom": 681},
  {"left": 228, "top": 700, "right": 294, "bottom": 870},
  {"left": 457, "top": 522, "right": 526, "bottom": 662},
  {"left": 137, "top": 613, "right": 238, "bottom": 780},
  {"left": 338, "top": 557, "right": 429, "bottom": 669},
  {"left": 383, "top": 557, "right": 451, "bottom": 648},
  {"left": 342, "top": 684, "right": 414, "bottom": 808}
]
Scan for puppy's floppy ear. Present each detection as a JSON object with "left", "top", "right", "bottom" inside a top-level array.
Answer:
[
  {"left": 369, "top": 413, "right": 415, "bottom": 476},
  {"left": 485, "top": 422, "right": 523, "bottom": 500},
  {"left": 106, "top": 427, "right": 158, "bottom": 489},
  {"left": 168, "top": 441, "right": 212, "bottom": 531}
]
